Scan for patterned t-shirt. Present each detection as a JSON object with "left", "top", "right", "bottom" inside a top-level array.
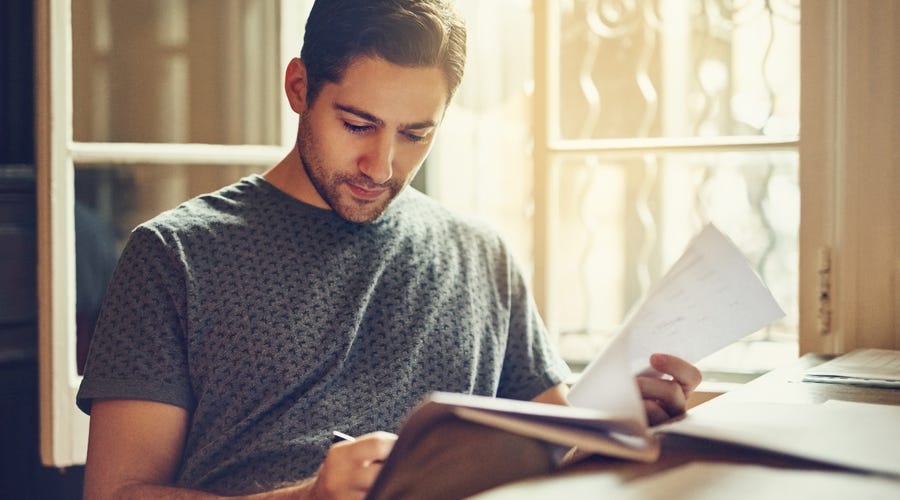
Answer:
[{"left": 77, "top": 175, "right": 570, "bottom": 495}]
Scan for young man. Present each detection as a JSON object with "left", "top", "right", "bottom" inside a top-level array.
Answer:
[{"left": 77, "top": 1, "right": 701, "bottom": 498}]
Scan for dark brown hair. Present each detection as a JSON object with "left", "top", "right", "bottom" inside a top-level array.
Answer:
[{"left": 300, "top": 0, "right": 467, "bottom": 104}]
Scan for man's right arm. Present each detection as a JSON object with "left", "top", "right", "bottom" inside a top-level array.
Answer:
[
  {"left": 84, "top": 399, "right": 394, "bottom": 499},
  {"left": 84, "top": 398, "right": 221, "bottom": 499}
]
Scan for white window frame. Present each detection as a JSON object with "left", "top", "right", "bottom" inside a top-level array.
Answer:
[{"left": 35, "top": 0, "right": 309, "bottom": 467}]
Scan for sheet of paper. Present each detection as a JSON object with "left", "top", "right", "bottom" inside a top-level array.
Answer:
[
  {"left": 471, "top": 462, "right": 900, "bottom": 500},
  {"left": 622, "top": 462, "right": 900, "bottom": 500},
  {"left": 569, "top": 224, "right": 784, "bottom": 410},
  {"left": 803, "top": 348, "right": 900, "bottom": 387},
  {"left": 657, "top": 399, "right": 900, "bottom": 477},
  {"left": 566, "top": 329, "right": 648, "bottom": 423}
]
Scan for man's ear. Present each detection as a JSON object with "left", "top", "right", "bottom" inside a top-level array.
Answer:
[{"left": 284, "top": 58, "right": 309, "bottom": 114}]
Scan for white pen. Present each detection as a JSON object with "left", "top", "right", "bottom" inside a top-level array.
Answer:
[{"left": 331, "top": 430, "right": 356, "bottom": 442}]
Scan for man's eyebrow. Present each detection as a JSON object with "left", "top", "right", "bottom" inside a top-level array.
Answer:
[{"left": 335, "top": 103, "right": 436, "bottom": 131}]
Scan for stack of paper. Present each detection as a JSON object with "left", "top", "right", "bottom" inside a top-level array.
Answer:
[{"left": 803, "top": 348, "right": 900, "bottom": 388}]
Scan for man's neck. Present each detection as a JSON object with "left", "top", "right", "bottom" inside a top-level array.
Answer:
[{"left": 262, "top": 148, "right": 329, "bottom": 210}]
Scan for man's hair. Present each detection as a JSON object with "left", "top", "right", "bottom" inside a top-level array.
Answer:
[{"left": 300, "top": 0, "right": 467, "bottom": 104}]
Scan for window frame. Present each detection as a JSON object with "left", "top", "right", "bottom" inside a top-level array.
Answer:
[{"left": 36, "top": 0, "right": 309, "bottom": 467}]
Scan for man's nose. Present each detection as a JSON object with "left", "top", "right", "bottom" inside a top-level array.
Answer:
[{"left": 358, "top": 133, "right": 394, "bottom": 184}]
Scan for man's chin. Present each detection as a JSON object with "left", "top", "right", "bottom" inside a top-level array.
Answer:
[{"left": 333, "top": 200, "right": 390, "bottom": 224}]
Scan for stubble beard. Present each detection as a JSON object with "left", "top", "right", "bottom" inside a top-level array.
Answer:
[{"left": 296, "top": 119, "right": 400, "bottom": 224}]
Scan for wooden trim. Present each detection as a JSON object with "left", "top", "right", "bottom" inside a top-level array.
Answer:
[
  {"left": 532, "top": 0, "right": 557, "bottom": 333},
  {"left": 37, "top": 0, "right": 91, "bottom": 468},
  {"left": 799, "top": 0, "right": 844, "bottom": 355},
  {"left": 547, "top": 136, "right": 799, "bottom": 155},
  {"left": 70, "top": 142, "right": 287, "bottom": 165}
]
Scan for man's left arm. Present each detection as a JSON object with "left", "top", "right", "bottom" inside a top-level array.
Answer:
[{"left": 530, "top": 353, "right": 702, "bottom": 426}]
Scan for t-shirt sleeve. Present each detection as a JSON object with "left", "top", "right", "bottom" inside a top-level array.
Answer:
[
  {"left": 495, "top": 245, "right": 572, "bottom": 401},
  {"left": 76, "top": 225, "right": 194, "bottom": 414}
]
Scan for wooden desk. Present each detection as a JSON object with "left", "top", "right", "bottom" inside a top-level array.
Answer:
[{"left": 473, "top": 354, "right": 900, "bottom": 498}]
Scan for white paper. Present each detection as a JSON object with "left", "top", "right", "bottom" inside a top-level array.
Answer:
[
  {"left": 568, "top": 224, "right": 784, "bottom": 410},
  {"left": 657, "top": 399, "right": 900, "bottom": 477},
  {"left": 804, "top": 348, "right": 900, "bottom": 387},
  {"left": 567, "top": 330, "right": 648, "bottom": 424},
  {"left": 622, "top": 462, "right": 900, "bottom": 500},
  {"left": 471, "top": 462, "right": 900, "bottom": 500}
]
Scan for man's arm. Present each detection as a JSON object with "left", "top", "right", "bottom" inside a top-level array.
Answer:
[
  {"left": 530, "top": 354, "right": 702, "bottom": 426},
  {"left": 84, "top": 399, "right": 222, "bottom": 499},
  {"left": 530, "top": 383, "right": 570, "bottom": 405},
  {"left": 84, "top": 399, "right": 395, "bottom": 500}
]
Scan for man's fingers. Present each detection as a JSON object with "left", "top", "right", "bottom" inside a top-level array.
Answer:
[
  {"left": 649, "top": 353, "right": 702, "bottom": 394},
  {"left": 349, "top": 431, "right": 397, "bottom": 463},
  {"left": 643, "top": 399, "right": 672, "bottom": 425},
  {"left": 637, "top": 376, "right": 686, "bottom": 419},
  {"left": 638, "top": 354, "right": 704, "bottom": 426},
  {"left": 317, "top": 431, "right": 397, "bottom": 496}
]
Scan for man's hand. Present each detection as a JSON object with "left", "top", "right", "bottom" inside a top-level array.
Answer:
[
  {"left": 310, "top": 431, "right": 397, "bottom": 500},
  {"left": 637, "top": 353, "right": 702, "bottom": 426},
  {"left": 532, "top": 354, "right": 702, "bottom": 426}
]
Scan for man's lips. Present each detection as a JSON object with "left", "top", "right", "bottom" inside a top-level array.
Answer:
[{"left": 346, "top": 182, "right": 387, "bottom": 201}]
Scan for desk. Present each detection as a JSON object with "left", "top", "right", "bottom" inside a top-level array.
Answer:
[{"left": 473, "top": 354, "right": 900, "bottom": 499}]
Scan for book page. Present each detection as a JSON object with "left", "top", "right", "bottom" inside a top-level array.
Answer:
[
  {"left": 418, "top": 392, "right": 657, "bottom": 460},
  {"left": 471, "top": 462, "right": 900, "bottom": 500},
  {"left": 569, "top": 224, "right": 784, "bottom": 411},
  {"left": 657, "top": 399, "right": 900, "bottom": 476}
]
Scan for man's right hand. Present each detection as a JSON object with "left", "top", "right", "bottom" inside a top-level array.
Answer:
[{"left": 310, "top": 432, "right": 397, "bottom": 500}]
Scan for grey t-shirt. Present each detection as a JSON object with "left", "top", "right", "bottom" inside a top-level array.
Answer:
[{"left": 77, "top": 175, "right": 570, "bottom": 495}]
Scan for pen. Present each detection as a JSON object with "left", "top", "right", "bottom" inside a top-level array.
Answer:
[{"left": 331, "top": 430, "right": 356, "bottom": 443}]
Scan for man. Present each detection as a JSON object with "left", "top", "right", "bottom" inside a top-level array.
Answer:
[{"left": 77, "top": 1, "right": 701, "bottom": 498}]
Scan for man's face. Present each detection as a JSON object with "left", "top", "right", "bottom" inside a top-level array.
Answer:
[{"left": 296, "top": 56, "right": 449, "bottom": 223}]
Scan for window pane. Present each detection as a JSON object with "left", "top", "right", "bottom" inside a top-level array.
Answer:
[
  {"left": 552, "top": 150, "right": 798, "bottom": 372},
  {"left": 555, "top": 0, "right": 800, "bottom": 139},
  {"left": 72, "top": 0, "right": 282, "bottom": 145},
  {"left": 73, "top": 163, "right": 266, "bottom": 372}
]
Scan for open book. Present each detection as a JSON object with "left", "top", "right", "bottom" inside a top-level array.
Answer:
[
  {"left": 372, "top": 224, "right": 785, "bottom": 478},
  {"left": 383, "top": 391, "right": 660, "bottom": 466}
]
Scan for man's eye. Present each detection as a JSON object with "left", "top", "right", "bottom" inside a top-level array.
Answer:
[
  {"left": 404, "top": 132, "right": 426, "bottom": 143},
  {"left": 343, "top": 122, "right": 371, "bottom": 134}
]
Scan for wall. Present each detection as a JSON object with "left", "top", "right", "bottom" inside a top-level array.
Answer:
[{"left": 0, "top": 1, "right": 84, "bottom": 497}]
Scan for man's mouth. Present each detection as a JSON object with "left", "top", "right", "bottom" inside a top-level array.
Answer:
[{"left": 346, "top": 182, "right": 387, "bottom": 201}]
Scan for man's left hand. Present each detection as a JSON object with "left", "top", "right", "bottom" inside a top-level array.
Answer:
[{"left": 637, "top": 353, "right": 702, "bottom": 426}]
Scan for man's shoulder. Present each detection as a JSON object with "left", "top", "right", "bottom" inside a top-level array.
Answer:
[
  {"left": 395, "top": 189, "right": 503, "bottom": 240},
  {"left": 391, "top": 189, "right": 512, "bottom": 261},
  {"left": 139, "top": 175, "right": 268, "bottom": 234}
]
